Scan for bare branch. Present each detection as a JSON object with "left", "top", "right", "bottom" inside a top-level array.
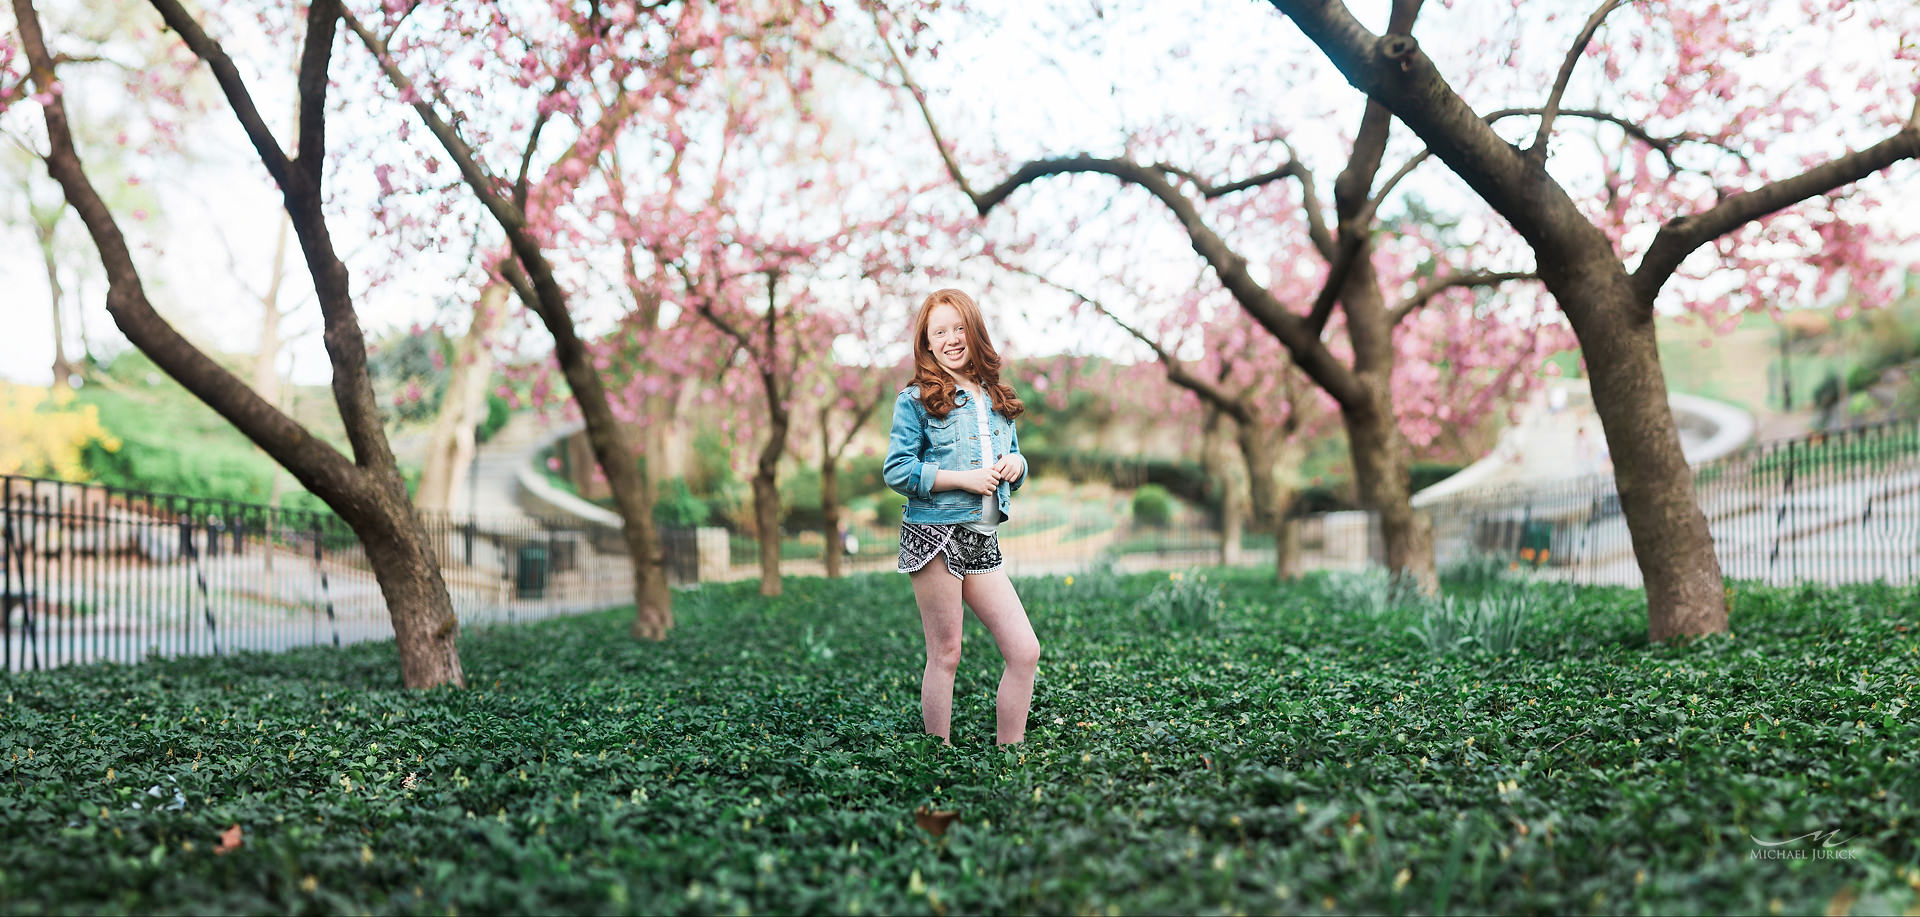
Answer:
[
  {"left": 1532, "top": 0, "right": 1629, "bottom": 156},
  {"left": 868, "top": 5, "right": 984, "bottom": 207},
  {"left": 1390, "top": 269, "right": 1538, "bottom": 326},
  {"left": 1157, "top": 146, "right": 1337, "bottom": 259},
  {"left": 1367, "top": 149, "right": 1430, "bottom": 215},
  {"left": 18, "top": 0, "right": 359, "bottom": 501},
  {"left": 292, "top": 0, "right": 340, "bottom": 186},
  {"left": 1000, "top": 258, "right": 1254, "bottom": 422},
  {"left": 1632, "top": 121, "right": 1920, "bottom": 302},
  {"left": 147, "top": 0, "right": 294, "bottom": 190}
]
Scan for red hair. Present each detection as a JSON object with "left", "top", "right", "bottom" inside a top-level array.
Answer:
[{"left": 908, "top": 288, "right": 1024, "bottom": 421}]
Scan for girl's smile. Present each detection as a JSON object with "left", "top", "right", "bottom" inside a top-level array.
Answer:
[{"left": 926, "top": 303, "right": 970, "bottom": 375}]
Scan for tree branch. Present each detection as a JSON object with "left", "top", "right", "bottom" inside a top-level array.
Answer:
[
  {"left": 1531, "top": 0, "right": 1628, "bottom": 157},
  {"left": 1156, "top": 146, "right": 1337, "bottom": 260},
  {"left": 1004, "top": 260, "right": 1254, "bottom": 422},
  {"left": 869, "top": 5, "right": 984, "bottom": 207},
  {"left": 1390, "top": 269, "right": 1538, "bottom": 326},
  {"left": 1632, "top": 113, "right": 1920, "bottom": 303},
  {"left": 292, "top": 0, "right": 339, "bottom": 187},
  {"left": 147, "top": 0, "right": 295, "bottom": 191},
  {"left": 17, "top": 0, "right": 360, "bottom": 503}
]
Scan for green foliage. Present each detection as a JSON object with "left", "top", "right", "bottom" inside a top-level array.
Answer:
[
  {"left": 1130, "top": 483, "right": 1172, "bottom": 528},
  {"left": 1132, "top": 570, "right": 1223, "bottom": 632},
  {"left": 475, "top": 394, "right": 511, "bottom": 445},
  {"left": 780, "top": 466, "right": 823, "bottom": 529},
  {"left": 1313, "top": 568, "right": 1425, "bottom": 617},
  {"left": 366, "top": 330, "right": 451, "bottom": 425},
  {"left": 652, "top": 477, "right": 710, "bottom": 528},
  {"left": 1440, "top": 550, "right": 1517, "bottom": 590},
  {"left": 1, "top": 574, "right": 1917, "bottom": 915},
  {"left": 1024, "top": 451, "right": 1212, "bottom": 509},
  {"left": 1408, "top": 591, "right": 1535, "bottom": 656},
  {"left": 872, "top": 497, "right": 904, "bottom": 529}
]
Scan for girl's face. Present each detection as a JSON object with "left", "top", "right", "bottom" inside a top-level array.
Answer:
[{"left": 925, "top": 303, "right": 970, "bottom": 375}]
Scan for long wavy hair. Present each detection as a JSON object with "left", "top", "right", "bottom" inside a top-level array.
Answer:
[{"left": 909, "top": 288, "right": 1024, "bottom": 421}]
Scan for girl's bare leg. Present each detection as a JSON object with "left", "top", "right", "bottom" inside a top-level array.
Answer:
[
  {"left": 961, "top": 568, "right": 1041, "bottom": 745},
  {"left": 909, "top": 557, "right": 966, "bottom": 743}
]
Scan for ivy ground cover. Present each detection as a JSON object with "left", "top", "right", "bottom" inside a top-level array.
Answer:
[{"left": 1, "top": 569, "right": 1916, "bottom": 914}]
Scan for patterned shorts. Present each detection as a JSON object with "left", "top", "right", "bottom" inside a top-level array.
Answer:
[{"left": 896, "top": 522, "right": 1004, "bottom": 579}]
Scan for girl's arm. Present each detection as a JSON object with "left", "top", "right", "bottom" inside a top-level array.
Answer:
[
  {"left": 1006, "top": 420, "right": 1027, "bottom": 493},
  {"left": 881, "top": 390, "right": 938, "bottom": 498}
]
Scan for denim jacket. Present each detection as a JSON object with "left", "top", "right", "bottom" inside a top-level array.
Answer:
[{"left": 882, "top": 384, "right": 1025, "bottom": 525}]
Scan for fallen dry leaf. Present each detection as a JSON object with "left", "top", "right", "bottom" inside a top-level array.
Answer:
[
  {"left": 914, "top": 805, "right": 961, "bottom": 837},
  {"left": 214, "top": 824, "right": 242, "bottom": 855}
]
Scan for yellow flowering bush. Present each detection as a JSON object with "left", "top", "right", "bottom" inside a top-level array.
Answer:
[{"left": 0, "top": 383, "right": 121, "bottom": 480}]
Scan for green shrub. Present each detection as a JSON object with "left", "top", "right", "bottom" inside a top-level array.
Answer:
[
  {"left": 652, "top": 477, "right": 710, "bottom": 527},
  {"left": 872, "top": 498, "right": 903, "bottom": 528},
  {"left": 1440, "top": 550, "right": 1516, "bottom": 590},
  {"left": 1131, "top": 483, "right": 1172, "bottom": 528},
  {"left": 1133, "top": 569, "right": 1223, "bottom": 631},
  {"left": 475, "top": 393, "right": 510, "bottom": 444},
  {"left": 1409, "top": 589, "right": 1535, "bottom": 656},
  {"left": 0, "top": 574, "right": 1913, "bottom": 915}
]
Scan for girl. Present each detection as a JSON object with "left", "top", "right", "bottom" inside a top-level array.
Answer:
[{"left": 882, "top": 289, "right": 1040, "bottom": 746}]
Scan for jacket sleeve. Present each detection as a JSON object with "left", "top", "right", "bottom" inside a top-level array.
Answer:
[
  {"left": 882, "top": 389, "right": 938, "bottom": 498},
  {"left": 1007, "top": 418, "right": 1027, "bottom": 494}
]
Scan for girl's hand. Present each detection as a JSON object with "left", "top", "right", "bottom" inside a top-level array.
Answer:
[
  {"left": 958, "top": 468, "right": 1001, "bottom": 495},
  {"left": 991, "top": 454, "right": 1025, "bottom": 484}
]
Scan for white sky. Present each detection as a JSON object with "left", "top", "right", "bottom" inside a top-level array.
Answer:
[{"left": 3, "top": 0, "right": 1917, "bottom": 389}]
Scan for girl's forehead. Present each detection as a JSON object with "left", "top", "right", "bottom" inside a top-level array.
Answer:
[{"left": 927, "top": 304, "right": 965, "bottom": 327}]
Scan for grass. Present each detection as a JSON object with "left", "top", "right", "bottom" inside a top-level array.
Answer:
[{"left": 1, "top": 571, "right": 1916, "bottom": 914}]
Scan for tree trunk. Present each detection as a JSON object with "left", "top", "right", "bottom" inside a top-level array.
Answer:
[
  {"left": 1568, "top": 292, "right": 1727, "bottom": 639},
  {"left": 1236, "top": 419, "right": 1297, "bottom": 579},
  {"left": 1342, "top": 393, "right": 1436, "bottom": 592},
  {"left": 251, "top": 214, "right": 291, "bottom": 406},
  {"left": 1276, "top": 510, "right": 1303, "bottom": 580},
  {"left": 821, "top": 420, "right": 843, "bottom": 579},
  {"left": 416, "top": 282, "right": 504, "bottom": 513},
  {"left": 25, "top": 0, "right": 469, "bottom": 687},
  {"left": 359, "top": 478, "right": 466, "bottom": 688},
  {"left": 36, "top": 215, "right": 72, "bottom": 385},
  {"left": 1200, "top": 404, "right": 1246, "bottom": 566},
  {"left": 752, "top": 470, "right": 782, "bottom": 596}
]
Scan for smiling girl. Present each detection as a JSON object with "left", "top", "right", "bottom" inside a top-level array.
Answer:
[{"left": 882, "top": 289, "right": 1040, "bottom": 746}]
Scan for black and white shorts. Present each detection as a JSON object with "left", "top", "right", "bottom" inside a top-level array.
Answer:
[{"left": 897, "top": 522, "right": 1004, "bottom": 579}]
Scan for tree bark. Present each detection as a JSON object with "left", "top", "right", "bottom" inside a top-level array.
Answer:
[
  {"left": 1342, "top": 393, "right": 1435, "bottom": 590},
  {"left": 820, "top": 417, "right": 843, "bottom": 579},
  {"left": 358, "top": 486, "right": 465, "bottom": 688},
  {"left": 1235, "top": 418, "right": 1304, "bottom": 580},
  {"left": 26, "top": 0, "right": 465, "bottom": 686},
  {"left": 752, "top": 395, "right": 790, "bottom": 595},
  {"left": 344, "top": 11, "right": 673, "bottom": 641},
  {"left": 417, "top": 281, "right": 504, "bottom": 513},
  {"left": 250, "top": 214, "right": 291, "bottom": 407},
  {"left": 34, "top": 210, "right": 72, "bottom": 385},
  {"left": 1567, "top": 285, "right": 1725, "bottom": 640},
  {"left": 1200, "top": 403, "right": 1245, "bottom": 566}
]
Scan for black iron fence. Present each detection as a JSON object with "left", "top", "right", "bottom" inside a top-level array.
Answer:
[
  {"left": 1426, "top": 419, "right": 1920, "bottom": 587},
  {"left": 8, "top": 419, "right": 1915, "bottom": 672},
  {"left": 1, "top": 475, "right": 650, "bottom": 673}
]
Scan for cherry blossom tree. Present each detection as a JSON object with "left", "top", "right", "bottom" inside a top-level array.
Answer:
[
  {"left": 12, "top": 0, "right": 466, "bottom": 687},
  {"left": 335, "top": 0, "right": 841, "bottom": 638},
  {"left": 1260, "top": 0, "right": 1920, "bottom": 637},
  {"left": 869, "top": 1, "right": 1563, "bottom": 591}
]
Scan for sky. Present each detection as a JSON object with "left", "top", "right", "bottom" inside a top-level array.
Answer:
[{"left": 3, "top": 0, "right": 1918, "bottom": 390}]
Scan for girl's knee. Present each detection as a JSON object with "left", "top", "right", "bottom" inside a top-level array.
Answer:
[
  {"left": 926, "top": 642, "right": 963, "bottom": 674},
  {"left": 1005, "top": 637, "right": 1040, "bottom": 671}
]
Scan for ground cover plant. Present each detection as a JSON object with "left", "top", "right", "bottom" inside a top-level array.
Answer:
[{"left": 1, "top": 570, "right": 1916, "bottom": 914}]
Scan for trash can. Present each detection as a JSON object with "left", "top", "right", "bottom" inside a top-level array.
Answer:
[{"left": 515, "top": 544, "right": 550, "bottom": 599}]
